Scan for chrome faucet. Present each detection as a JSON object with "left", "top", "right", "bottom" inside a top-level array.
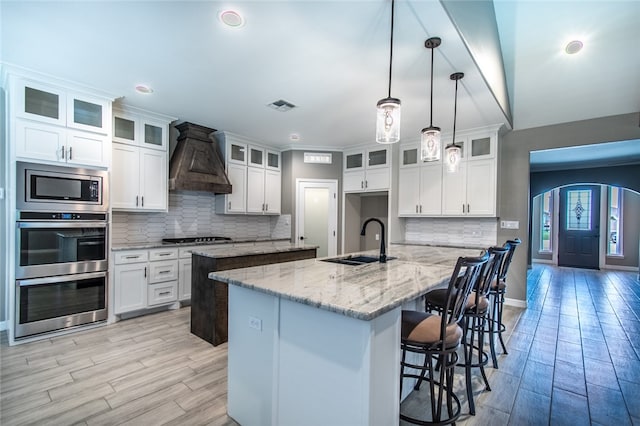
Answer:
[{"left": 360, "top": 218, "right": 386, "bottom": 263}]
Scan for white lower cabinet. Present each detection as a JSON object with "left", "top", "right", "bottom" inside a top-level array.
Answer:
[
  {"left": 113, "top": 248, "right": 178, "bottom": 315},
  {"left": 178, "top": 258, "right": 192, "bottom": 301}
]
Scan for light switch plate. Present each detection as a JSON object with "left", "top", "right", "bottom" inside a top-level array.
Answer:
[
  {"left": 501, "top": 220, "right": 519, "bottom": 229},
  {"left": 249, "top": 316, "right": 262, "bottom": 331}
]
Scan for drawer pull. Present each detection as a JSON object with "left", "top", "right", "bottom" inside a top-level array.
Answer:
[
  {"left": 158, "top": 270, "right": 171, "bottom": 274},
  {"left": 158, "top": 253, "right": 172, "bottom": 256},
  {"left": 158, "top": 291, "right": 171, "bottom": 296},
  {"left": 125, "top": 255, "right": 140, "bottom": 259}
]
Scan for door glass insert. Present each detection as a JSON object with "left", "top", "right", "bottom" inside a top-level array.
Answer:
[
  {"left": 25, "top": 87, "right": 59, "bottom": 119},
  {"left": 471, "top": 137, "right": 491, "bottom": 157},
  {"left": 74, "top": 99, "right": 103, "bottom": 128},
  {"left": 268, "top": 152, "right": 279, "bottom": 168},
  {"left": 346, "top": 153, "right": 363, "bottom": 169},
  {"left": 231, "top": 144, "right": 245, "bottom": 162},
  {"left": 303, "top": 187, "right": 329, "bottom": 258},
  {"left": 250, "top": 148, "right": 263, "bottom": 166},
  {"left": 403, "top": 148, "right": 418, "bottom": 166},
  {"left": 144, "top": 124, "right": 163, "bottom": 146},
  {"left": 114, "top": 116, "right": 135, "bottom": 141},
  {"left": 368, "top": 149, "right": 387, "bottom": 166},
  {"left": 566, "top": 189, "right": 592, "bottom": 231}
]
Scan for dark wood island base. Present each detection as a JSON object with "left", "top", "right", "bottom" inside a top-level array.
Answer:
[{"left": 191, "top": 246, "right": 317, "bottom": 346}]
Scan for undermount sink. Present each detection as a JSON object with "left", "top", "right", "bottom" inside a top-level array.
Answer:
[{"left": 321, "top": 255, "right": 396, "bottom": 266}]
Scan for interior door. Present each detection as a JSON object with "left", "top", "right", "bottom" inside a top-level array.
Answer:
[
  {"left": 296, "top": 180, "right": 338, "bottom": 258},
  {"left": 558, "top": 185, "right": 600, "bottom": 269}
]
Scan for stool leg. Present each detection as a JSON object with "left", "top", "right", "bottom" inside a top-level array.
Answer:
[
  {"left": 497, "top": 291, "right": 509, "bottom": 355},
  {"left": 477, "top": 315, "right": 491, "bottom": 391},
  {"left": 488, "top": 292, "right": 499, "bottom": 368}
]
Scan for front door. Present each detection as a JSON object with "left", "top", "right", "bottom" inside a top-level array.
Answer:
[{"left": 558, "top": 185, "right": 600, "bottom": 269}]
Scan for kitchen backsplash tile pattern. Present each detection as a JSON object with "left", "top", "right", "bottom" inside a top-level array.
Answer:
[
  {"left": 404, "top": 217, "right": 498, "bottom": 247},
  {"left": 112, "top": 191, "right": 291, "bottom": 245}
]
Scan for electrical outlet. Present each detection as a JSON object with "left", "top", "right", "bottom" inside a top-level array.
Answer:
[
  {"left": 249, "top": 316, "right": 262, "bottom": 331},
  {"left": 375, "top": 233, "right": 380, "bottom": 241},
  {"left": 501, "top": 220, "right": 520, "bottom": 229}
]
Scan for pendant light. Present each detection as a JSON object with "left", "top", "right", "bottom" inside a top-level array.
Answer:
[
  {"left": 420, "top": 37, "right": 441, "bottom": 161},
  {"left": 376, "top": 0, "right": 401, "bottom": 144},
  {"left": 445, "top": 72, "right": 464, "bottom": 173}
]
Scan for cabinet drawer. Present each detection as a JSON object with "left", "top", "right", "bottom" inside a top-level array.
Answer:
[
  {"left": 148, "top": 281, "right": 177, "bottom": 306},
  {"left": 149, "top": 248, "right": 178, "bottom": 261},
  {"left": 114, "top": 251, "right": 148, "bottom": 265},
  {"left": 148, "top": 260, "right": 178, "bottom": 283}
]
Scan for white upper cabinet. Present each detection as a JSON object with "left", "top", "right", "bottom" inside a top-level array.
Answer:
[
  {"left": 10, "top": 75, "right": 113, "bottom": 168},
  {"left": 113, "top": 107, "right": 169, "bottom": 151},
  {"left": 215, "top": 131, "right": 281, "bottom": 215},
  {"left": 344, "top": 146, "right": 391, "bottom": 192}
]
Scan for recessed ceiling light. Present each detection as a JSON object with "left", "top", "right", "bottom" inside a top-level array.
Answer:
[
  {"left": 135, "top": 84, "right": 153, "bottom": 94},
  {"left": 219, "top": 10, "right": 244, "bottom": 28},
  {"left": 290, "top": 133, "right": 300, "bottom": 142},
  {"left": 565, "top": 40, "right": 584, "bottom": 55}
]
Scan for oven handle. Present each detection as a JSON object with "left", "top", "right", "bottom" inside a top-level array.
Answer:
[
  {"left": 16, "top": 271, "right": 107, "bottom": 287},
  {"left": 17, "top": 221, "right": 107, "bottom": 229}
]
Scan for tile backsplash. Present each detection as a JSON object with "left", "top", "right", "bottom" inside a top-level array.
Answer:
[
  {"left": 404, "top": 217, "right": 498, "bottom": 247},
  {"left": 111, "top": 191, "right": 291, "bottom": 245}
]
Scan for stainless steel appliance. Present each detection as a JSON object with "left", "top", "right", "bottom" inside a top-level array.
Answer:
[
  {"left": 15, "top": 163, "right": 109, "bottom": 339},
  {"left": 17, "top": 161, "right": 108, "bottom": 212}
]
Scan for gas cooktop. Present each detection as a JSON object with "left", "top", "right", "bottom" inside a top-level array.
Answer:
[{"left": 161, "top": 236, "right": 233, "bottom": 244}]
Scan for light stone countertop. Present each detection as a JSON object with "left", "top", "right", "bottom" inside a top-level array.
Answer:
[
  {"left": 111, "top": 237, "right": 292, "bottom": 251},
  {"left": 210, "top": 244, "right": 483, "bottom": 321},
  {"left": 191, "top": 242, "right": 318, "bottom": 259}
]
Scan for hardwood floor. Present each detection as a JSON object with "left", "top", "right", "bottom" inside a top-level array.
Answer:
[{"left": 2, "top": 264, "right": 639, "bottom": 425}]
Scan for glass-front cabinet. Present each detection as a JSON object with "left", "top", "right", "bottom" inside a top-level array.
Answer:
[
  {"left": 113, "top": 108, "right": 168, "bottom": 151},
  {"left": 343, "top": 146, "right": 391, "bottom": 192}
]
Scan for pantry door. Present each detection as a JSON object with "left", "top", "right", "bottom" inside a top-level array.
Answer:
[{"left": 296, "top": 179, "right": 338, "bottom": 258}]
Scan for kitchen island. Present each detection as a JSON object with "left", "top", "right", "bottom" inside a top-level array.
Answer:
[{"left": 210, "top": 244, "right": 482, "bottom": 426}]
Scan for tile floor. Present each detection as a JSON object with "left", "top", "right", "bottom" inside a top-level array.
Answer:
[
  {"left": 403, "top": 264, "right": 640, "bottom": 425},
  {"left": 1, "top": 264, "right": 639, "bottom": 425}
]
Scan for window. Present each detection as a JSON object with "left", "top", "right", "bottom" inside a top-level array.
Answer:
[
  {"left": 540, "top": 190, "right": 553, "bottom": 252},
  {"left": 608, "top": 186, "right": 623, "bottom": 256}
]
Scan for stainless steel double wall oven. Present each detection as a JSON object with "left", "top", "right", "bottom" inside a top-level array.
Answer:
[{"left": 15, "top": 162, "right": 109, "bottom": 338}]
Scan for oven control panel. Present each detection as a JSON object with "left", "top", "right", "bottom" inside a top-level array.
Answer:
[{"left": 17, "top": 211, "right": 108, "bottom": 221}]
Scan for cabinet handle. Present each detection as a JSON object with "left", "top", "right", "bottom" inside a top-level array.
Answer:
[
  {"left": 158, "top": 253, "right": 172, "bottom": 257},
  {"left": 265, "top": 203, "right": 268, "bottom": 211},
  {"left": 61, "top": 145, "right": 66, "bottom": 159},
  {"left": 136, "top": 196, "right": 139, "bottom": 207},
  {"left": 69, "top": 146, "right": 73, "bottom": 160},
  {"left": 125, "top": 255, "right": 140, "bottom": 259},
  {"left": 262, "top": 203, "right": 265, "bottom": 211},
  {"left": 141, "top": 196, "right": 144, "bottom": 207},
  {"left": 420, "top": 205, "right": 423, "bottom": 213},
  {"left": 144, "top": 267, "right": 147, "bottom": 278},
  {"left": 228, "top": 201, "right": 231, "bottom": 210},
  {"left": 462, "top": 204, "right": 465, "bottom": 213},
  {"left": 467, "top": 204, "right": 470, "bottom": 213},
  {"left": 361, "top": 181, "right": 364, "bottom": 189},
  {"left": 158, "top": 270, "right": 171, "bottom": 274},
  {"left": 159, "top": 291, "right": 171, "bottom": 296},
  {"left": 416, "top": 205, "right": 418, "bottom": 213},
  {"left": 365, "top": 180, "right": 368, "bottom": 188}
]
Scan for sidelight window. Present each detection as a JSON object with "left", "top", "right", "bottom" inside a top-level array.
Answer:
[
  {"left": 607, "top": 187, "right": 623, "bottom": 256},
  {"left": 540, "top": 190, "right": 553, "bottom": 253}
]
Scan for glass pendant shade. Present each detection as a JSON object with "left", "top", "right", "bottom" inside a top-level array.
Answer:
[
  {"left": 376, "top": 97, "right": 401, "bottom": 144},
  {"left": 420, "top": 126, "right": 441, "bottom": 161},
  {"left": 445, "top": 144, "right": 462, "bottom": 172}
]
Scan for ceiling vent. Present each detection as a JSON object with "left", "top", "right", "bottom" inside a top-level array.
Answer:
[
  {"left": 268, "top": 99, "right": 296, "bottom": 112},
  {"left": 168, "top": 122, "right": 232, "bottom": 194}
]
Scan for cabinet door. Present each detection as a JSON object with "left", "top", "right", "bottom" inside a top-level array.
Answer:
[
  {"left": 15, "top": 119, "right": 65, "bottom": 162},
  {"left": 178, "top": 258, "right": 192, "bottom": 300},
  {"left": 227, "top": 140, "right": 247, "bottom": 165},
  {"left": 148, "top": 259, "right": 178, "bottom": 283},
  {"left": 400, "top": 145, "right": 419, "bottom": 168},
  {"left": 67, "top": 93, "right": 110, "bottom": 134},
  {"left": 344, "top": 151, "right": 364, "bottom": 172},
  {"left": 113, "top": 113, "right": 138, "bottom": 145},
  {"left": 469, "top": 135, "right": 494, "bottom": 160},
  {"left": 366, "top": 147, "right": 389, "bottom": 169},
  {"left": 246, "top": 167, "right": 266, "bottom": 213},
  {"left": 114, "top": 263, "right": 147, "bottom": 314},
  {"left": 419, "top": 164, "right": 443, "bottom": 215},
  {"left": 111, "top": 143, "right": 140, "bottom": 209},
  {"left": 343, "top": 171, "right": 365, "bottom": 192},
  {"left": 398, "top": 167, "right": 420, "bottom": 215},
  {"left": 266, "top": 151, "right": 281, "bottom": 171},
  {"left": 466, "top": 159, "right": 496, "bottom": 216},
  {"left": 248, "top": 146, "right": 265, "bottom": 168},
  {"left": 226, "top": 163, "right": 247, "bottom": 213},
  {"left": 140, "top": 148, "right": 167, "bottom": 211},
  {"left": 364, "top": 167, "right": 389, "bottom": 191},
  {"left": 141, "top": 118, "right": 167, "bottom": 151},
  {"left": 264, "top": 170, "right": 281, "bottom": 214},
  {"left": 15, "top": 80, "right": 66, "bottom": 126},
  {"left": 66, "top": 130, "right": 109, "bottom": 167},
  {"left": 442, "top": 163, "right": 467, "bottom": 216}
]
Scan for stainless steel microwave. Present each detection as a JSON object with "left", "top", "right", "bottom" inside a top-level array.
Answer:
[{"left": 17, "top": 162, "right": 109, "bottom": 212}]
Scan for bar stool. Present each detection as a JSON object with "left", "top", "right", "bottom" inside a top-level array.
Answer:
[
  {"left": 487, "top": 238, "right": 521, "bottom": 368},
  {"left": 423, "top": 246, "right": 507, "bottom": 415},
  {"left": 400, "top": 251, "right": 489, "bottom": 425}
]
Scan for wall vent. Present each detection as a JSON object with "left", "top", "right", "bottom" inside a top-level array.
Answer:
[{"left": 268, "top": 99, "right": 296, "bottom": 112}]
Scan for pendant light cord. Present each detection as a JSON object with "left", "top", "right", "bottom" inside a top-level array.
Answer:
[
  {"left": 429, "top": 44, "right": 434, "bottom": 126},
  {"left": 387, "top": 0, "right": 395, "bottom": 99},
  {"left": 452, "top": 76, "right": 459, "bottom": 146}
]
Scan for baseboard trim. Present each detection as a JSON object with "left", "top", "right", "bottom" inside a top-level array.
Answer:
[
  {"left": 602, "top": 265, "right": 639, "bottom": 272},
  {"left": 504, "top": 297, "right": 527, "bottom": 309},
  {"left": 532, "top": 259, "right": 554, "bottom": 265}
]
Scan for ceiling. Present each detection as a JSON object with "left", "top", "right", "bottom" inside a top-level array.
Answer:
[{"left": 1, "top": 1, "right": 639, "bottom": 153}]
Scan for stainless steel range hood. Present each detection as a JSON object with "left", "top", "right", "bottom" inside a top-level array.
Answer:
[{"left": 168, "top": 122, "right": 232, "bottom": 194}]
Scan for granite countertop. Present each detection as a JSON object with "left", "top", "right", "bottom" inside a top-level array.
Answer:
[
  {"left": 111, "top": 237, "right": 292, "bottom": 251},
  {"left": 392, "top": 240, "right": 488, "bottom": 250},
  {"left": 210, "top": 244, "right": 483, "bottom": 321},
  {"left": 191, "top": 243, "right": 318, "bottom": 259}
]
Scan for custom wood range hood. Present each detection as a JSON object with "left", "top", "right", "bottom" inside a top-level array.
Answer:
[{"left": 168, "top": 122, "right": 232, "bottom": 194}]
